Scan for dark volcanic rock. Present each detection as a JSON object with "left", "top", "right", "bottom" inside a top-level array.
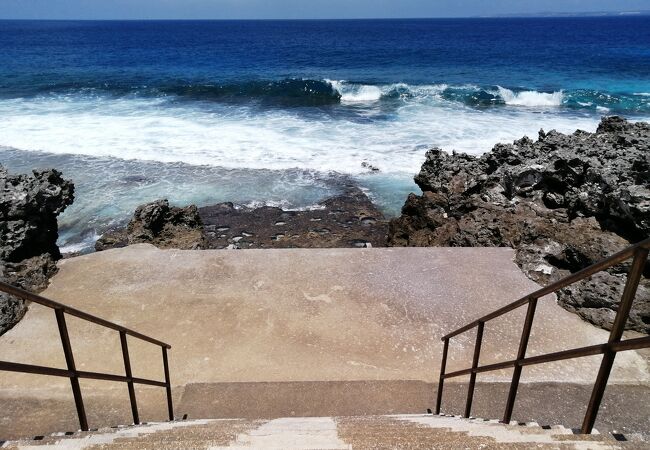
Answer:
[
  {"left": 97, "top": 186, "right": 387, "bottom": 251},
  {"left": 96, "top": 199, "right": 206, "bottom": 251},
  {"left": 199, "top": 186, "right": 387, "bottom": 249},
  {"left": 1, "top": 166, "right": 74, "bottom": 262},
  {"left": 389, "top": 117, "right": 650, "bottom": 333},
  {"left": 0, "top": 165, "right": 74, "bottom": 335}
]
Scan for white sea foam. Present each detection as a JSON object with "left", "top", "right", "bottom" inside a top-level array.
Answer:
[
  {"left": 344, "top": 85, "right": 383, "bottom": 102},
  {"left": 327, "top": 80, "right": 383, "bottom": 103},
  {"left": 634, "top": 92, "right": 650, "bottom": 97},
  {"left": 60, "top": 236, "right": 99, "bottom": 254},
  {"left": 0, "top": 95, "right": 601, "bottom": 176},
  {"left": 327, "top": 80, "right": 449, "bottom": 103},
  {"left": 497, "top": 86, "right": 564, "bottom": 107}
]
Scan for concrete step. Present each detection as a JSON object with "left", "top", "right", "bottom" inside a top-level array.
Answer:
[
  {"left": 395, "top": 415, "right": 613, "bottom": 447},
  {"left": 3, "top": 415, "right": 646, "bottom": 450},
  {"left": 212, "top": 417, "right": 348, "bottom": 450}
]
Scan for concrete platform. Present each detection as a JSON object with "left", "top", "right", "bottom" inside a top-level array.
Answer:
[{"left": 0, "top": 245, "right": 648, "bottom": 438}]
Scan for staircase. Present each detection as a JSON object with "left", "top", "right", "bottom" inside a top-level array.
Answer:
[
  {"left": 2, "top": 414, "right": 646, "bottom": 449},
  {"left": 1, "top": 241, "right": 649, "bottom": 446}
]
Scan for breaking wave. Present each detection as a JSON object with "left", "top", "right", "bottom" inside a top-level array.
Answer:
[
  {"left": 496, "top": 86, "right": 564, "bottom": 107},
  {"left": 3, "top": 77, "right": 648, "bottom": 112},
  {"left": 326, "top": 80, "right": 648, "bottom": 112}
]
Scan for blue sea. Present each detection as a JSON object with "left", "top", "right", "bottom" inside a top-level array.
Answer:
[{"left": 1, "top": 18, "right": 649, "bottom": 252}]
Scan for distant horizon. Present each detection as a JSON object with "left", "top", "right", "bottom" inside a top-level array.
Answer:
[
  {"left": 1, "top": 11, "right": 650, "bottom": 21},
  {"left": 2, "top": 0, "right": 650, "bottom": 21}
]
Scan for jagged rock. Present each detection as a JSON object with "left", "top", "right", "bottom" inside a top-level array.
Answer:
[
  {"left": 97, "top": 187, "right": 387, "bottom": 251},
  {"left": 96, "top": 199, "right": 206, "bottom": 251},
  {"left": 1, "top": 166, "right": 74, "bottom": 262},
  {"left": 389, "top": 117, "right": 650, "bottom": 333},
  {"left": 0, "top": 165, "right": 73, "bottom": 335}
]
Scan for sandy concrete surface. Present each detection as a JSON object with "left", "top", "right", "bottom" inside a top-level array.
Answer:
[
  {"left": 0, "top": 245, "right": 648, "bottom": 437},
  {"left": 2, "top": 244, "right": 647, "bottom": 384}
]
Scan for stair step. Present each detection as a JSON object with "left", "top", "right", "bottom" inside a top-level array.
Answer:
[{"left": 3, "top": 415, "right": 643, "bottom": 449}]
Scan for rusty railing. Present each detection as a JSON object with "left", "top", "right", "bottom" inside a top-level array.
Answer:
[
  {"left": 435, "top": 237, "right": 650, "bottom": 434},
  {"left": 0, "top": 281, "right": 174, "bottom": 431}
]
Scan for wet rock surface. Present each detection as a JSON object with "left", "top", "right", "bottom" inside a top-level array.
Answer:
[
  {"left": 199, "top": 186, "right": 387, "bottom": 249},
  {"left": 95, "top": 199, "right": 206, "bottom": 251},
  {"left": 388, "top": 117, "right": 650, "bottom": 333},
  {"left": 96, "top": 186, "right": 387, "bottom": 252},
  {"left": 0, "top": 165, "right": 74, "bottom": 334}
]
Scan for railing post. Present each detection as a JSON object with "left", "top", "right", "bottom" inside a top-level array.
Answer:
[
  {"left": 55, "top": 309, "right": 89, "bottom": 431},
  {"left": 503, "top": 298, "right": 537, "bottom": 424},
  {"left": 162, "top": 346, "right": 174, "bottom": 421},
  {"left": 464, "top": 321, "right": 484, "bottom": 418},
  {"left": 581, "top": 247, "right": 648, "bottom": 434},
  {"left": 435, "top": 338, "right": 449, "bottom": 414},
  {"left": 120, "top": 331, "right": 140, "bottom": 425}
]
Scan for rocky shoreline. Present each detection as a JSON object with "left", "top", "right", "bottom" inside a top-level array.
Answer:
[
  {"left": 95, "top": 185, "right": 388, "bottom": 251},
  {"left": 388, "top": 117, "right": 649, "bottom": 333},
  {"left": 1, "top": 116, "right": 648, "bottom": 335}
]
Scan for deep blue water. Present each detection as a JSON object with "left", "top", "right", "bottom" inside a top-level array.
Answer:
[
  {"left": 0, "top": 18, "right": 649, "bottom": 252},
  {"left": 1, "top": 18, "right": 650, "bottom": 106}
]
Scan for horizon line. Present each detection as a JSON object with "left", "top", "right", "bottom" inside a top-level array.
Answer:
[{"left": 1, "top": 12, "right": 650, "bottom": 21}]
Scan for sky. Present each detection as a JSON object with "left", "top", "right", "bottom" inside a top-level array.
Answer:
[{"left": 0, "top": 0, "right": 649, "bottom": 20}]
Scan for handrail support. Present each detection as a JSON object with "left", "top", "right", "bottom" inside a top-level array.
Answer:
[
  {"left": 162, "top": 347, "right": 174, "bottom": 421},
  {"left": 120, "top": 331, "right": 140, "bottom": 425},
  {"left": 435, "top": 338, "right": 449, "bottom": 414},
  {"left": 55, "top": 309, "right": 89, "bottom": 431},
  {"left": 502, "top": 297, "right": 537, "bottom": 424},
  {"left": 581, "top": 247, "right": 648, "bottom": 434},
  {"left": 464, "top": 321, "right": 484, "bottom": 418}
]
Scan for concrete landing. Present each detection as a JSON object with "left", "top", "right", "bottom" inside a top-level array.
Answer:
[{"left": 0, "top": 245, "right": 648, "bottom": 438}]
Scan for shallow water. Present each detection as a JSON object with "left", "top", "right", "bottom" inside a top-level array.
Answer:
[{"left": 1, "top": 147, "right": 418, "bottom": 253}]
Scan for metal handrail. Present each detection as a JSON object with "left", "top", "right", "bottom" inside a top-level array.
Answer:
[
  {"left": 0, "top": 281, "right": 174, "bottom": 431},
  {"left": 435, "top": 237, "right": 650, "bottom": 434}
]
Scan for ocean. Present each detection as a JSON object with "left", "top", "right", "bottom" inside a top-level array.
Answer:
[{"left": 1, "top": 17, "right": 649, "bottom": 252}]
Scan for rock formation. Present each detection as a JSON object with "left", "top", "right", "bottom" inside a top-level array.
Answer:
[
  {"left": 0, "top": 166, "right": 74, "bottom": 334},
  {"left": 95, "top": 199, "right": 206, "bottom": 251},
  {"left": 199, "top": 186, "right": 387, "bottom": 249},
  {"left": 389, "top": 117, "right": 649, "bottom": 333},
  {"left": 97, "top": 186, "right": 387, "bottom": 251}
]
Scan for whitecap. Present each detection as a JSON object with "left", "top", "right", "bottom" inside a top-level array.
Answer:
[
  {"left": 325, "top": 79, "right": 384, "bottom": 103},
  {"left": 497, "top": 86, "right": 564, "bottom": 107},
  {"left": 341, "top": 85, "right": 383, "bottom": 103}
]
